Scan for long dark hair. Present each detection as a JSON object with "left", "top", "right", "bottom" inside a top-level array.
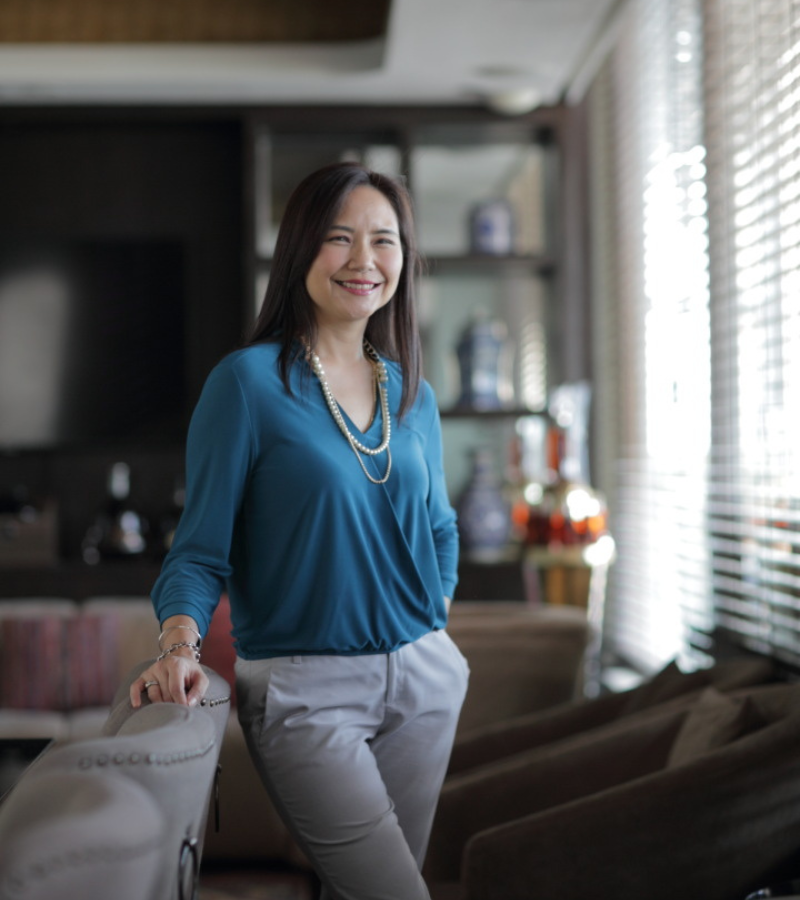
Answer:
[{"left": 244, "top": 161, "right": 422, "bottom": 419}]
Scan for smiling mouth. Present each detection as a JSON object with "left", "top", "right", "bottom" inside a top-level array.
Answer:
[{"left": 335, "top": 279, "right": 383, "bottom": 291}]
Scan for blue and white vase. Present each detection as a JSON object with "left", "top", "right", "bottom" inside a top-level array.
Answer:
[
  {"left": 456, "top": 448, "right": 511, "bottom": 560},
  {"left": 456, "top": 316, "right": 509, "bottom": 411},
  {"left": 469, "top": 200, "right": 514, "bottom": 255}
]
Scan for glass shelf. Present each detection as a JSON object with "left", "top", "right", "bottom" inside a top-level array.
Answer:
[
  {"left": 423, "top": 254, "right": 556, "bottom": 277},
  {"left": 440, "top": 407, "right": 546, "bottom": 420}
]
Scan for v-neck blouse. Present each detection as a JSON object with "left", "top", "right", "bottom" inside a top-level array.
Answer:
[{"left": 152, "top": 341, "right": 459, "bottom": 659}]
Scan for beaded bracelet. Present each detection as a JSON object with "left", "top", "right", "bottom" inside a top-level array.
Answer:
[
  {"left": 158, "top": 624, "right": 202, "bottom": 652},
  {"left": 158, "top": 641, "right": 201, "bottom": 663}
]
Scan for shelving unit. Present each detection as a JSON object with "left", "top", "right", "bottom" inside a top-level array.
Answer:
[
  {"left": 424, "top": 254, "right": 556, "bottom": 276},
  {"left": 0, "top": 560, "right": 163, "bottom": 600},
  {"left": 440, "top": 407, "right": 546, "bottom": 420}
]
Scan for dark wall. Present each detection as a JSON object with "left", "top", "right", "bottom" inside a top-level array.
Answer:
[
  {"left": 0, "top": 113, "right": 246, "bottom": 567},
  {"left": 0, "top": 114, "right": 246, "bottom": 404}
]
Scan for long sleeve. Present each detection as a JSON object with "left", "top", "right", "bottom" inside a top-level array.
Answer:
[{"left": 152, "top": 362, "right": 256, "bottom": 635}]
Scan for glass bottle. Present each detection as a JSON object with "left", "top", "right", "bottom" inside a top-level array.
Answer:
[
  {"left": 523, "top": 424, "right": 608, "bottom": 548},
  {"left": 82, "top": 462, "right": 148, "bottom": 563}
]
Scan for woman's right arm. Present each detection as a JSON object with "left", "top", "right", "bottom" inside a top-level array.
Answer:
[
  {"left": 140, "top": 360, "right": 256, "bottom": 706},
  {"left": 152, "top": 361, "right": 256, "bottom": 635}
]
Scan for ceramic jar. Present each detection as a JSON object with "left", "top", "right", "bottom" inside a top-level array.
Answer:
[{"left": 456, "top": 448, "right": 511, "bottom": 559}]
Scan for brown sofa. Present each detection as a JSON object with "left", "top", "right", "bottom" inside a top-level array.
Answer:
[
  {"left": 447, "top": 655, "right": 777, "bottom": 774},
  {"left": 426, "top": 663, "right": 796, "bottom": 900}
]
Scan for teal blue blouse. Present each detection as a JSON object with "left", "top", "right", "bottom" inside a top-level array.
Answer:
[{"left": 152, "top": 342, "right": 458, "bottom": 659}]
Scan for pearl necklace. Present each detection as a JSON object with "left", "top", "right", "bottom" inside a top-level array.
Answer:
[{"left": 306, "top": 340, "right": 392, "bottom": 485}]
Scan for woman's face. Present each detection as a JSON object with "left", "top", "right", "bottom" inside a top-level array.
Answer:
[{"left": 305, "top": 185, "right": 404, "bottom": 330}]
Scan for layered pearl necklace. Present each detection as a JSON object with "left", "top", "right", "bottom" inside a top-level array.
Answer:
[{"left": 305, "top": 339, "right": 392, "bottom": 485}]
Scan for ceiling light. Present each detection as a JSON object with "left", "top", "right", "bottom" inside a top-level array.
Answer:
[
  {"left": 474, "top": 64, "right": 531, "bottom": 80},
  {"left": 484, "top": 87, "right": 542, "bottom": 116}
]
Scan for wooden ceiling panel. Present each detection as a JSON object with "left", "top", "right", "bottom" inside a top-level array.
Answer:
[{"left": 0, "top": 0, "right": 391, "bottom": 43}]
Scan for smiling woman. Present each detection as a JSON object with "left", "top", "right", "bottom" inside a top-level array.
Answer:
[{"left": 139, "top": 161, "right": 466, "bottom": 900}]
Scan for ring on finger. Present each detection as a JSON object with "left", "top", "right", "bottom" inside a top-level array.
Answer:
[{"left": 143, "top": 680, "right": 160, "bottom": 691}]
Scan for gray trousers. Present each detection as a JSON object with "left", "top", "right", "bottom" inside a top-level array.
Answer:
[{"left": 235, "top": 629, "right": 469, "bottom": 900}]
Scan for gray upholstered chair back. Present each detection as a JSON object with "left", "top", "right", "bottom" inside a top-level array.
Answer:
[
  {"left": 102, "top": 660, "right": 232, "bottom": 898},
  {"left": 0, "top": 662, "right": 231, "bottom": 900},
  {"left": 0, "top": 768, "right": 164, "bottom": 900}
]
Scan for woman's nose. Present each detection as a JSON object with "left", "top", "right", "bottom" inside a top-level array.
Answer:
[{"left": 348, "top": 240, "right": 374, "bottom": 270}]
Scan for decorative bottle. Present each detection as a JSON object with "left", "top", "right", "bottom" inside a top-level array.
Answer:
[
  {"left": 82, "top": 462, "right": 148, "bottom": 564},
  {"left": 523, "top": 424, "right": 608, "bottom": 548}
]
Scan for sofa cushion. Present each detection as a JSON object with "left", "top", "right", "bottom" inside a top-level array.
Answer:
[
  {"left": 0, "top": 600, "right": 75, "bottom": 710},
  {"left": 622, "top": 655, "right": 777, "bottom": 715},
  {"left": 62, "top": 611, "right": 122, "bottom": 708},
  {"left": 667, "top": 686, "right": 765, "bottom": 767},
  {"left": 0, "top": 600, "right": 121, "bottom": 711},
  {"left": 620, "top": 659, "right": 683, "bottom": 712},
  {"left": 82, "top": 597, "right": 160, "bottom": 687},
  {"left": 447, "top": 604, "right": 590, "bottom": 733}
]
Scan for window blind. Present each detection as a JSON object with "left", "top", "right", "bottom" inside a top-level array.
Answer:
[
  {"left": 589, "top": 0, "right": 712, "bottom": 674},
  {"left": 589, "top": 0, "right": 800, "bottom": 674},
  {"left": 703, "top": 0, "right": 800, "bottom": 668}
]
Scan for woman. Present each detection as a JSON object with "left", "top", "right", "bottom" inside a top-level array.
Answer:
[{"left": 131, "top": 162, "right": 468, "bottom": 899}]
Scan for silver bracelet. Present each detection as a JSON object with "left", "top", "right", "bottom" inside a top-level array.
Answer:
[
  {"left": 158, "top": 625, "right": 202, "bottom": 652},
  {"left": 157, "top": 641, "right": 201, "bottom": 663}
]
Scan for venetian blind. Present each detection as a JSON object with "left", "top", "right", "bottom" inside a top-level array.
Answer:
[
  {"left": 703, "top": 0, "right": 800, "bottom": 668},
  {"left": 589, "top": 0, "right": 713, "bottom": 674},
  {"left": 589, "top": 0, "right": 800, "bottom": 674}
]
